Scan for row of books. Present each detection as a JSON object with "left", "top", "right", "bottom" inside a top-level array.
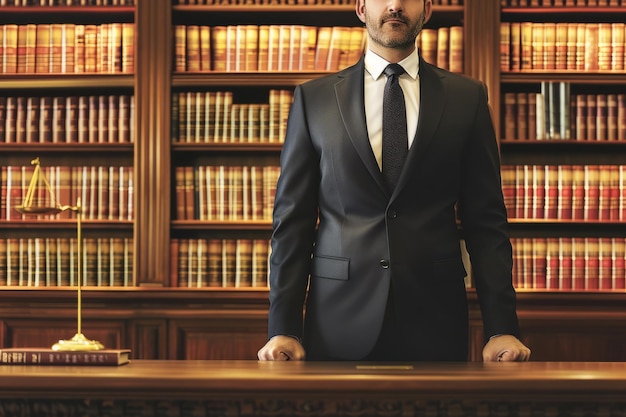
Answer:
[
  {"left": 502, "top": 0, "right": 625, "bottom": 5},
  {"left": 174, "top": 165, "right": 279, "bottom": 221},
  {"left": 501, "top": 164, "right": 626, "bottom": 221},
  {"left": 0, "top": 23, "right": 135, "bottom": 74},
  {"left": 175, "top": 24, "right": 464, "bottom": 73},
  {"left": 0, "top": 95, "right": 135, "bottom": 144},
  {"left": 175, "top": 25, "right": 365, "bottom": 72},
  {"left": 417, "top": 27, "right": 464, "bottom": 74},
  {"left": 502, "top": 86, "right": 626, "bottom": 141},
  {"left": 512, "top": 237, "right": 626, "bottom": 291},
  {"left": 173, "top": 0, "right": 462, "bottom": 4},
  {"left": 171, "top": 238, "right": 270, "bottom": 288},
  {"left": 172, "top": 90, "right": 291, "bottom": 144},
  {"left": 1, "top": 0, "right": 135, "bottom": 5},
  {"left": 500, "top": 22, "right": 626, "bottom": 72},
  {"left": 1, "top": 165, "right": 134, "bottom": 221},
  {"left": 0, "top": 237, "right": 134, "bottom": 288}
]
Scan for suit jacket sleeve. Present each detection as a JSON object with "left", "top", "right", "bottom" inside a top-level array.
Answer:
[
  {"left": 457, "top": 82, "right": 520, "bottom": 341},
  {"left": 267, "top": 85, "right": 319, "bottom": 340}
]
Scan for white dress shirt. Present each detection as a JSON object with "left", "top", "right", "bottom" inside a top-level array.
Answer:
[{"left": 363, "top": 49, "right": 421, "bottom": 171}]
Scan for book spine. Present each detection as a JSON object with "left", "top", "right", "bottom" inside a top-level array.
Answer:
[{"left": 0, "top": 350, "right": 125, "bottom": 365}]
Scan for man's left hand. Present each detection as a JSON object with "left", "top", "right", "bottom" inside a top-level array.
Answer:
[{"left": 482, "top": 334, "right": 531, "bottom": 362}]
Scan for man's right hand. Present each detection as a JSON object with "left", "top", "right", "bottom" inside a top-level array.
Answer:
[{"left": 257, "top": 335, "right": 306, "bottom": 361}]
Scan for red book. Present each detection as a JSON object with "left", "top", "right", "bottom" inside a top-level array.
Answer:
[
  {"left": 584, "top": 165, "right": 600, "bottom": 221},
  {"left": 608, "top": 165, "right": 619, "bottom": 221},
  {"left": 532, "top": 165, "right": 545, "bottom": 219},
  {"left": 511, "top": 238, "right": 519, "bottom": 288},
  {"left": 612, "top": 238, "right": 625, "bottom": 290},
  {"left": 618, "top": 94, "right": 626, "bottom": 141},
  {"left": 570, "top": 165, "right": 585, "bottom": 220},
  {"left": 544, "top": 165, "right": 558, "bottom": 219},
  {"left": 557, "top": 165, "right": 573, "bottom": 220},
  {"left": 500, "top": 22, "right": 511, "bottom": 72},
  {"left": 500, "top": 165, "right": 516, "bottom": 219},
  {"left": 571, "top": 237, "right": 585, "bottom": 291},
  {"left": 584, "top": 238, "right": 600, "bottom": 291},
  {"left": 545, "top": 237, "right": 560, "bottom": 290},
  {"left": 575, "top": 94, "right": 587, "bottom": 140},
  {"left": 514, "top": 165, "right": 526, "bottom": 219},
  {"left": 598, "top": 238, "right": 613, "bottom": 290},
  {"left": 617, "top": 165, "right": 626, "bottom": 220},
  {"left": 532, "top": 238, "right": 547, "bottom": 289},
  {"left": 598, "top": 166, "right": 612, "bottom": 221}
]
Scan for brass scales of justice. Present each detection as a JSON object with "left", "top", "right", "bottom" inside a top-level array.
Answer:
[{"left": 16, "top": 157, "right": 105, "bottom": 351}]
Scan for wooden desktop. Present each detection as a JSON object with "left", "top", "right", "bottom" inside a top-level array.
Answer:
[{"left": 0, "top": 360, "right": 625, "bottom": 416}]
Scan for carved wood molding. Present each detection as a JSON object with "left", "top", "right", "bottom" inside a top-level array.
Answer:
[{"left": 1, "top": 398, "right": 625, "bottom": 417}]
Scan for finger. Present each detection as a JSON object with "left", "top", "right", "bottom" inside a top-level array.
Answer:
[
  {"left": 518, "top": 349, "right": 531, "bottom": 362},
  {"left": 501, "top": 350, "right": 525, "bottom": 362},
  {"left": 258, "top": 347, "right": 271, "bottom": 360},
  {"left": 278, "top": 351, "right": 291, "bottom": 361},
  {"left": 496, "top": 350, "right": 508, "bottom": 362}
]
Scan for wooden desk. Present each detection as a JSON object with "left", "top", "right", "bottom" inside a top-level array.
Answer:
[{"left": 1, "top": 360, "right": 625, "bottom": 416}]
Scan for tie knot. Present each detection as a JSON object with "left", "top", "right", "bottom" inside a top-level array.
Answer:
[{"left": 384, "top": 63, "right": 405, "bottom": 78}]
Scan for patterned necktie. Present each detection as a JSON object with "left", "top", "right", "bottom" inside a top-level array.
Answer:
[{"left": 382, "top": 63, "right": 408, "bottom": 191}]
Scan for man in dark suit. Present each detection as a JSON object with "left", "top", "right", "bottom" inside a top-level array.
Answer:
[{"left": 258, "top": 0, "right": 531, "bottom": 362}]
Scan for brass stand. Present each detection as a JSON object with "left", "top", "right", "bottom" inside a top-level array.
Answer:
[{"left": 16, "top": 158, "right": 105, "bottom": 352}]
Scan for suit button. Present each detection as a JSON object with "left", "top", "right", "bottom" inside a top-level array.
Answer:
[
  {"left": 388, "top": 210, "right": 397, "bottom": 219},
  {"left": 380, "top": 259, "right": 389, "bottom": 268}
]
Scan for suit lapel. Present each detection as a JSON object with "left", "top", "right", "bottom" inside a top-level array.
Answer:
[
  {"left": 334, "top": 59, "right": 389, "bottom": 195},
  {"left": 334, "top": 58, "right": 447, "bottom": 198}
]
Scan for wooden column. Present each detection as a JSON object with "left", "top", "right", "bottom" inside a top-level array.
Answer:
[
  {"left": 464, "top": 0, "right": 502, "bottom": 141},
  {"left": 134, "top": 0, "right": 172, "bottom": 286}
]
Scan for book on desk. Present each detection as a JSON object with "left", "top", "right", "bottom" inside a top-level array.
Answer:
[{"left": 0, "top": 348, "right": 131, "bottom": 366}]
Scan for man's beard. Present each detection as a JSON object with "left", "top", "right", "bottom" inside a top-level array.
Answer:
[{"left": 365, "top": 10, "right": 426, "bottom": 50}]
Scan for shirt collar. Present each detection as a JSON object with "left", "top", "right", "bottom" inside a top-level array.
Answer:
[{"left": 364, "top": 48, "right": 420, "bottom": 81}]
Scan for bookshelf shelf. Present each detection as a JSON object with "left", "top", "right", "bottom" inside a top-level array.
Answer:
[
  {"left": 502, "top": 6, "right": 626, "bottom": 14},
  {"left": 0, "top": 144, "right": 134, "bottom": 152},
  {"left": 171, "top": 220, "right": 272, "bottom": 231},
  {"left": 500, "top": 140, "right": 626, "bottom": 145},
  {"left": 172, "top": 72, "right": 332, "bottom": 87},
  {"left": 0, "top": 6, "right": 135, "bottom": 12},
  {"left": 172, "top": 5, "right": 358, "bottom": 12},
  {"left": 0, "top": 220, "right": 133, "bottom": 229},
  {"left": 501, "top": 73, "right": 626, "bottom": 84},
  {"left": 171, "top": 4, "right": 465, "bottom": 13},
  {"left": 0, "top": 6, "right": 135, "bottom": 18},
  {"left": 0, "top": 75, "right": 135, "bottom": 89},
  {"left": 172, "top": 143, "right": 281, "bottom": 152}
]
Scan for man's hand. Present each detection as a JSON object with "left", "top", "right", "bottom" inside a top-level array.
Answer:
[
  {"left": 257, "top": 335, "right": 306, "bottom": 361},
  {"left": 482, "top": 334, "right": 531, "bottom": 362}
]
